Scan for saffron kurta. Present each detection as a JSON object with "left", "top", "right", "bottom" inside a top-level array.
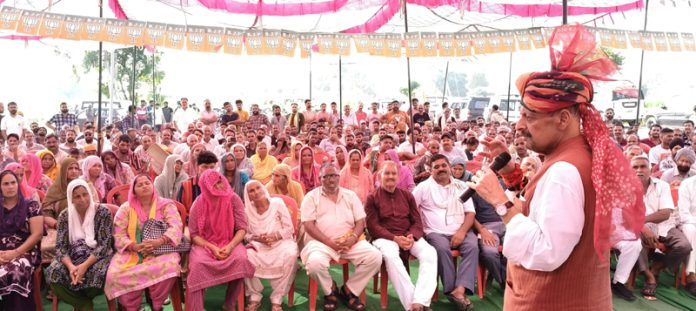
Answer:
[{"left": 104, "top": 202, "right": 183, "bottom": 299}]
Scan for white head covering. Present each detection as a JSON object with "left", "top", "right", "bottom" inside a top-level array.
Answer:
[{"left": 67, "top": 179, "right": 98, "bottom": 248}]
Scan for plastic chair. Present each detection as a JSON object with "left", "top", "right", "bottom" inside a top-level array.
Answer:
[
  {"left": 106, "top": 184, "right": 129, "bottom": 206},
  {"left": 671, "top": 187, "right": 679, "bottom": 206},
  {"left": 475, "top": 244, "right": 504, "bottom": 299},
  {"left": 308, "top": 259, "right": 366, "bottom": 311}
]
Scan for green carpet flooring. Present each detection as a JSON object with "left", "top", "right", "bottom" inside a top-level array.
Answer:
[{"left": 44, "top": 262, "right": 696, "bottom": 311}]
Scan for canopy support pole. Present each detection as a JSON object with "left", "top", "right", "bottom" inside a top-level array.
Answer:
[
  {"left": 636, "top": 0, "right": 650, "bottom": 125},
  {"left": 404, "top": 2, "right": 415, "bottom": 154},
  {"left": 506, "top": 51, "right": 513, "bottom": 121},
  {"left": 97, "top": 0, "right": 104, "bottom": 153},
  {"left": 339, "top": 54, "right": 343, "bottom": 121}
]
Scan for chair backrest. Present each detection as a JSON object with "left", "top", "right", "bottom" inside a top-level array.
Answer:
[
  {"left": 104, "top": 203, "right": 120, "bottom": 218},
  {"left": 270, "top": 194, "right": 298, "bottom": 234},
  {"left": 671, "top": 187, "right": 679, "bottom": 206},
  {"left": 106, "top": 184, "right": 130, "bottom": 205},
  {"left": 173, "top": 200, "right": 188, "bottom": 224}
]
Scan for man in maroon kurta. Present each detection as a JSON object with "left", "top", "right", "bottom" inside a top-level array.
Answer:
[{"left": 365, "top": 161, "right": 437, "bottom": 311}]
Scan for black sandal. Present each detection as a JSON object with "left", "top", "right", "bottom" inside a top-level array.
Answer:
[
  {"left": 339, "top": 285, "right": 366, "bottom": 311},
  {"left": 686, "top": 282, "right": 696, "bottom": 297},
  {"left": 446, "top": 294, "right": 474, "bottom": 311},
  {"left": 323, "top": 283, "right": 339, "bottom": 311},
  {"left": 641, "top": 282, "right": 657, "bottom": 301}
]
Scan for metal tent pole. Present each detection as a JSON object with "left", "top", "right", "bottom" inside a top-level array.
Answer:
[
  {"left": 506, "top": 52, "right": 513, "bottom": 120},
  {"left": 97, "top": 0, "right": 103, "bottom": 153},
  {"left": 636, "top": 0, "right": 650, "bottom": 125},
  {"left": 404, "top": 1, "right": 415, "bottom": 154},
  {"left": 339, "top": 54, "right": 343, "bottom": 120}
]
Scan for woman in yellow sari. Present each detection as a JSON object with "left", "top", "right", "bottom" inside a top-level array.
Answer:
[
  {"left": 37, "top": 149, "right": 60, "bottom": 182},
  {"left": 249, "top": 142, "right": 278, "bottom": 185},
  {"left": 281, "top": 141, "right": 303, "bottom": 169},
  {"left": 265, "top": 164, "right": 304, "bottom": 209}
]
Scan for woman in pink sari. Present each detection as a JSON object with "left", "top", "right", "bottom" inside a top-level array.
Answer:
[
  {"left": 339, "top": 149, "right": 373, "bottom": 204},
  {"left": 187, "top": 170, "right": 255, "bottom": 311},
  {"left": 104, "top": 175, "right": 183, "bottom": 311},
  {"left": 20, "top": 153, "right": 53, "bottom": 193},
  {"left": 291, "top": 146, "right": 320, "bottom": 192}
]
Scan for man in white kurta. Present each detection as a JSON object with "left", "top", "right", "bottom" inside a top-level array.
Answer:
[
  {"left": 677, "top": 168, "right": 696, "bottom": 295},
  {"left": 300, "top": 164, "right": 382, "bottom": 310},
  {"left": 413, "top": 154, "right": 477, "bottom": 309}
]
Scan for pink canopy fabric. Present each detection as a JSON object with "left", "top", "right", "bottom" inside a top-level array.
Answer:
[{"left": 105, "top": 0, "right": 645, "bottom": 34}]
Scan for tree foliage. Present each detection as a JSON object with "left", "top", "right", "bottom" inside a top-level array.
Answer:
[
  {"left": 400, "top": 81, "right": 421, "bottom": 98},
  {"left": 82, "top": 47, "right": 165, "bottom": 103},
  {"left": 601, "top": 47, "right": 625, "bottom": 69}
]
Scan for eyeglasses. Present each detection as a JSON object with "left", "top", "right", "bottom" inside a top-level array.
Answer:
[{"left": 321, "top": 174, "right": 340, "bottom": 179}]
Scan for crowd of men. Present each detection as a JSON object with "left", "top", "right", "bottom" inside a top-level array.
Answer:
[{"left": 1, "top": 97, "right": 695, "bottom": 309}]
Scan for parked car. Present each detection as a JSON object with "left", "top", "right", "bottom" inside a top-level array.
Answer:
[
  {"left": 75, "top": 101, "right": 126, "bottom": 128},
  {"left": 644, "top": 104, "right": 694, "bottom": 128}
]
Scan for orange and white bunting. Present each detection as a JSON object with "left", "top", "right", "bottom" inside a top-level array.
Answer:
[
  {"left": 0, "top": 7, "right": 22, "bottom": 31},
  {"left": 223, "top": 28, "right": 244, "bottom": 55},
  {"left": 16, "top": 10, "right": 42, "bottom": 35}
]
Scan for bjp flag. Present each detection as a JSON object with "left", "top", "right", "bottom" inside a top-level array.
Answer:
[
  {"left": 186, "top": 26, "right": 207, "bottom": 52},
  {"left": 336, "top": 34, "right": 351, "bottom": 56},
  {"left": 82, "top": 17, "right": 107, "bottom": 41},
  {"left": 0, "top": 7, "right": 22, "bottom": 31},
  {"left": 223, "top": 28, "right": 244, "bottom": 55},
  {"left": 205, "top": 27, "right": 225, "bottom": 53},
  {"left": 454, "top": 33, "right": 472, "bottom": 56},
  {"left": 144, "top": 22, "right": 167, "bottom": 47},
  {"left": 298, "top": 33, "right": 314, "bottom": 58},
  {"left": 404, "top": 33, "right": 421, "bottom": 57},
  {"left": 124, "top": 20, "right": 146, "bottom": 46},
  {"left": 280, "top": 31, "right": 297, "bottom": 57},
  {"left": 262, "top": 29, "right": 282, "bottom": 55},
  {"left": 420, "top": 32, "right": 437, "bottom": 57},
  {"left": 385, "top": 34, "right": 402, "bottom": 58},
  {"left": 666, "top": 32, "right": 682, "bottom": 52},
  {"left": 640, "top": 32, "right": 654, "bottom": 51},
  {"left": 164, "top": 24, "right": 186, "bottom": 50},
  {"left": 317, "top": 33, "right": 336, "bottom": 54},
  {"left": 612, "top": 30, "right": 628, "bottom": 49},
  {"left": 37, "top": 13, "right": 65, "bottom": 38},
  {"left": 682, "top": 33, "right": 695, "bottom": 52},
  {"left": 244, "top": 30, "right": 264, "bottom": 55},
  {"left": 57, "top": 15, "right": 85, "bottom": 41},
  {"left": 353, "top": 34, "right": 369, "bottom": 54},
  {"left": 652, "top": 32, "right": 668, "bottom": 52},
  {"left": 368, "top": 33, "right": 386, "bottom": 56},
  {"left": 103, "top": 19, "right": 128, "bottom": 44},
  {"left": 16, "top": 10, "right": 42, "bottom": 35}
]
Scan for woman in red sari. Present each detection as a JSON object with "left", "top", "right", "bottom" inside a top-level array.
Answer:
[
  {"left": 291, "top": 146, "right": 320, "bottom": 192},
  {"left": 187, "top": 170, "right": 255, "bottom": 311}
]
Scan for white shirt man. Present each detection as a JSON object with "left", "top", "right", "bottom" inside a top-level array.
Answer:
[
  {"left": 1, "top": 104, "right": 24, "bottom": 139},
  {"left": 413, "top": 155, "right": 476, "bottom": 308},
  {"left": 172, "top": 100, "right": 198, "bottom": 132}
]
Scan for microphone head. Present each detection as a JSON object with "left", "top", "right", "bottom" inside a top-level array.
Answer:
[{"left": 490, "top": 152, "right": 512, "bottom": 170}]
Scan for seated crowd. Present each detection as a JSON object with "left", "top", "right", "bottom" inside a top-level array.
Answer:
[{"left": 0, "top": 99, "right": 695, "bottom": 311}]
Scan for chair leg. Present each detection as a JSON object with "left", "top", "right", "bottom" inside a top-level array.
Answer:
[
  {"left": 477, "top": 262, "right": 486, "bottom": 299},
  {"left": 380, "top": 263, "right": 388, "bottom": 309},
  {"left": 237, "top": 286, "right": 244, "bottom": 311},
  {"left": 342, "top": 264, "right": 349, "bottom": 284},
  {"left": 308, "top": 277, "right": 318, "bottom": 311},
  {"left": 32, "top": 267, "right": 43, "bottom": 311},
  {"left": 627, "top": 267, "right": 637, "bottom": 290},
  {"left": 288, "top": 281, "right": 295, "bottom": 307},
  {"left": 52, "top": 295, "right": 58, "bottom": 311},
  {"left": 107, "top": 298, "right": 117, "bottom": 311},
  {"left": 373, "top": 274, "right": 379, "bottom": 294},
  {"left": 682, "top": 262, "right": 688, "bottom": 287},
  {"left": 170, "top": 278, "right": 183, "bottom": 311}
]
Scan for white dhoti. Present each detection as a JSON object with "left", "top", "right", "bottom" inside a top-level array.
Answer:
[
  {"left": 682, "top": 223, "right": 696, "bottom": 274},
  {"left": 372, "top": 238, "right": 438, "bottom": 310},
  {"left": 301, "top": 240, "right": 382, "bottom": 295},
  {"left": 612, "top": 239, "right": 642, "bottom": 284}
]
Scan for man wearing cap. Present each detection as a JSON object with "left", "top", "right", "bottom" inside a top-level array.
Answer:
[
  {"left": 468, "top": 25, "right": 644, "bottom": 310},
  {"left": 661, "top": 148, "right": 696, "bottom": 186}
]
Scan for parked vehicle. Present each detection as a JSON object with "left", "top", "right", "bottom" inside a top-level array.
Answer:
[{"left": 74, "top": 101, "right": 126, "bottom": 128}]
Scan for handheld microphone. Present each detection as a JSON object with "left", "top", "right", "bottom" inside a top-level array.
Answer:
[{"left": 459, "top": 152, "right": 512, "bottom": 203}]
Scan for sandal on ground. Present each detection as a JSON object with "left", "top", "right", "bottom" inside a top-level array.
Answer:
[
  {"left": 245, "top": 300, "right": 261, "bottom": 311},
  {"left": 323, "top": 283, "right": 339, "bottom": 311},
  {"left": 446, "top": 294, "right": 474, "bottom": 311},
  {"left": 641, "top": 282, "right": 657, "bottom": 301},
  {"left": 339, "top": 285, "right": 366, "bottom": 311},
  {"left": 271, "top": 303, "right": 283, "bottom": 311},
  {"left": 686, "top": 282, "right": 696, "bottom": 297}
]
